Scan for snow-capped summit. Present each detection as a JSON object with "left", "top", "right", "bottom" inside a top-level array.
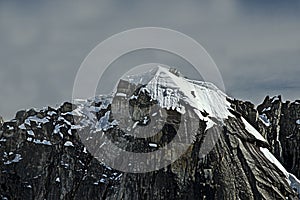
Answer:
[{"left": 118, "top": 66, "right": 232, "bottom": 130}]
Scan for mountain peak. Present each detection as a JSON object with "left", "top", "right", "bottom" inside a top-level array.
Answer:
[
  {"left": 118, "top": 65, "right": 232, "bottom": 130},
  {"left": 0, "top": 66, "right": 299, "bottom": 199}
]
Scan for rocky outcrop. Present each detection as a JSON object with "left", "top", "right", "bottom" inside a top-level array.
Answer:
[
  {"left": 257, "top": 96, "right": 300, "bottom": 179},
  {"left": 229, "top": 96, "right": 300, "bottom": 179}
]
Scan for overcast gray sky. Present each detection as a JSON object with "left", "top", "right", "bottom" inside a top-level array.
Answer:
[{"left": 0, "top": 0, "right": 300, "bottom": 119}]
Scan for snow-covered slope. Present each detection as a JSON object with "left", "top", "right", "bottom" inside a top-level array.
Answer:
[{"left": 122, "top": 66, "right": 233, "bottom": 130}]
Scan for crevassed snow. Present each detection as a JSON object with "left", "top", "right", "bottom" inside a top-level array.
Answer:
[
  {"left": 260, "top": 147, "right": 300, "bottom": 193},
  {"left": 242, "top": 117, "right": 267, "bottom": 143}
]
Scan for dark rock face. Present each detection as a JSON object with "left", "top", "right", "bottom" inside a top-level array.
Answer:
[
  {"left": 0, "top": 84, "right": 299, "bottom": 199},
  {"left": 230, "top": 96, "right": 300, "bottom": 179},
  {"left": 257, "top": 96, "right": 300, "bottom": 179}
]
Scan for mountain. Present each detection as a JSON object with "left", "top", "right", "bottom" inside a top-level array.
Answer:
[{"left": 0, "top": 66, "right": 299, "bottom": 199}]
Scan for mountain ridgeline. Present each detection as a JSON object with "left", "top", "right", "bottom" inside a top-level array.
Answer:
[{"left": 0, "top": 67, "right": 299, "bottom": 199}]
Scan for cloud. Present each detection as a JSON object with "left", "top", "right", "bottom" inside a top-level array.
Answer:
[{"left": 0, "top": 0, "right": 299, "bottom": 119}]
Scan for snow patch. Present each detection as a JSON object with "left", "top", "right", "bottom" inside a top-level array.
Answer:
[
  {"left": 4, "top": 154, "right": 22, "bottom": 165},
  {"left": 259, "top": 114, "right": 271, "bottom": 127},
  {"left": 242, "top": 117, "right": 267, "bottom": 142},
  {"left": 47, "top": 111, "right": 57, "bottom": 116},
  {"left": 262, "top": 107, "right": 271, "bottom": 112},
  {"left": 96, "top": 111, "right": 118, "bottom": 131},
  {"left": 289, "top": 173, "right": 300, "bottom": 194},
  {"left": 116, "top": 93, "right": 127, "bottom": 97},
  {"left": 33, "top": 139, "right": 52, "bottom": 146},
  {"left": 271, "top": 96, "right": 280, "bottom": 103},
  {"left": 26, "top": 116, "right": 49, "bottom": 124},
  {"left": 260, "top": 147, "right": 300, "bottom": 192},
  {"left": 64, "top": 141, "right": 74, "bottom": 147},
  {"left": 18, "top": 124, "right": 26, "bottom": 130},
  {"left": 149, "top": 143, "right": 158, "bottom": 148},
  {"left": 27, "top": 130, "right": 35, "bottom": 136}
]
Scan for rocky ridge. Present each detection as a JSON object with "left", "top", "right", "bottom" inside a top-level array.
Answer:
[{"left": 0, "top": 67, "right": 299, "bottom": 199}]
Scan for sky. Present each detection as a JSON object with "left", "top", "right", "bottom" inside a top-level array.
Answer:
[{"left": 0, "top": 0, "right": 300, "bottom": 119}]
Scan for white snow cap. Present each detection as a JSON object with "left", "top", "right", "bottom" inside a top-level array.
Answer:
[{"left": 122, "top": 66, "right": 233, "bottom": 130}]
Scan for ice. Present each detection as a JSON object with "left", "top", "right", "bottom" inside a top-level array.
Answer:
[
  {"left": 55, "top": 177, "right": 60, "bottom": 182},
  {"left": 242, "top": 117, "right": 267, "bottom": 142},
  {"left": 296, "top": 119, "right": 300, "bottom": 125}
]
